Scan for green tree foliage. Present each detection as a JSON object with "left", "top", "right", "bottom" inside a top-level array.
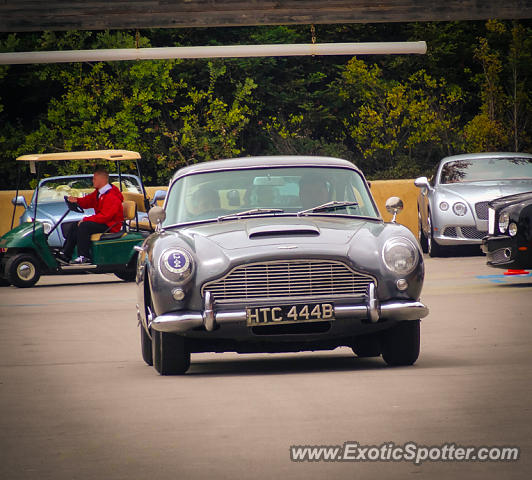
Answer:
[{"left": 0, "top": 21, "right": 530, "bottom": 189}]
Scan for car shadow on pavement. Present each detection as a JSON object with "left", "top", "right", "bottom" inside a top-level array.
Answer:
[
  {"left": 186, "top": 353, "right": 389, "bottom": 377},
  {"left": 32, "top": 279, "right": 124, "bottom": 288}
]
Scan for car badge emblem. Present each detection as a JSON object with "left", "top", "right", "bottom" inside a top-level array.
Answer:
[{"left": 277, "top": 245, "right": 298, "bottom": 249}]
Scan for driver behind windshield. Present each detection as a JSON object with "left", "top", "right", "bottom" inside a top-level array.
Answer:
[
  {"left": 59, "top": 167, "right": 124, "bottom": 264},
  {"left": 299, "top": 173, "right": 330, "bottom": 210},
  {"left": 190, "top": 186, "right": 220, "bottom": 219}
]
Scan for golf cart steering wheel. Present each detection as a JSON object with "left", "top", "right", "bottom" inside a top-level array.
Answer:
[{"left": 64, "top": 195, "right": 84, "bottom": 214}]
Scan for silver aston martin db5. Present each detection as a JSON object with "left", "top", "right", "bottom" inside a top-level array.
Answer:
[
  {"left": 415, "top": 152, "right": 532, "bottom": 257},
  {"left": 136, "top": 156, "right": 429, "bottom": 374}
]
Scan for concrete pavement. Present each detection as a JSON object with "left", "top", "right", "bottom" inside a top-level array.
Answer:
[{"left": 0, "top": 255, "right": 530, "bottom": 479}]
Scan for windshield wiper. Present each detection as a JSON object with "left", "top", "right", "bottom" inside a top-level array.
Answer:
[
  {"left": 217, "top": 208, "right": 285, "bottom": 221},
  {"left": 297, "top": 201, "right": 359, "bottom": 216}
]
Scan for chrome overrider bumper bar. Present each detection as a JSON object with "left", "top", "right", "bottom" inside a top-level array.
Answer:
[{"left": 142, "top": 284, "right": 429, "bottom": 335}]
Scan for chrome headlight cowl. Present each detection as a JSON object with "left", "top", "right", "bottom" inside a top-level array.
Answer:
[
  {"left": 382, "top": 237, "right": 419, "bottom": 276},
  {"left": 498, "top": 212, "right": 509, "bottom": 234},
  {"left": 159, "top": 248, "right": 194, "bottom": 283},
  {"left": 452, "top": 202, "right": 467, "bottom": 216}
]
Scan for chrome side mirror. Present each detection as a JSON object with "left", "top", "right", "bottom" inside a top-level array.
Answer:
[
  {"left": 12, "top": 195, "right": 28, "bottom": 209},
  {"left": 150, "top": 189, "right": 167, "bottom": 206},
  {"left": 148, "top": 206, "right": 166, "bottom": 232},
  {"left": 414, "top": 176, "right": 430, "bottom": 189},
  {"left": 385, "top": 196, "right": 404, "bottom": 223}
]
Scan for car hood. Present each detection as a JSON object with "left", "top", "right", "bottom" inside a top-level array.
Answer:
[
  {"left": 178, "top": 216, "right": 375, "bottom": 251},
  {"left": 155, "top": 215, "right": 400, "bottom": 283},
  {"left": 23, "top": 201, "right": 94, "bottom": 224},
  {"left": 437, "top": 180, "right": 532, "bottom": 204},
  {"left": 488, "top": 190, "right": 532, "bottom": 210}
]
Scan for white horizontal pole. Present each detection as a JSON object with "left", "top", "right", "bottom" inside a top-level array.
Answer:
[{"left": 0, "top": 42, "right": 426, "bottom": 65}]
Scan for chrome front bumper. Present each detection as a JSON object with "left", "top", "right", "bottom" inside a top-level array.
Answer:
[{"left": 146, "top": 285, "right": 429, "bottom": 334}]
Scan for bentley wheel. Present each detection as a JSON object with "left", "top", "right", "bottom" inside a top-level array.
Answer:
[
  {"left": 381, "top": 320, "right": 420, "bottom": 366},
  {"left": 418, "top": 209, "right": 428, "bottom": 253},
  {"left": 427, "top": 213, "right": 445, "bottom": 257},
  {"left": 152, "top": 330, "right": 190, "bottom": 375},
  {"left": 6, "top": 253, "right": 41, "bottom": 288}
]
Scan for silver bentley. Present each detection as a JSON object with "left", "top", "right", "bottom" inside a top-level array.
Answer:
[
  {"left": 415, "top": 153, "right": 532, "bottom": 257},
  {"left": 136, "top": 156, "right": 429, "bottom": 375}
]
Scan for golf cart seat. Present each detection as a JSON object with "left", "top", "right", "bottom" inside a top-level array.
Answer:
[{"left": 90, "top": 200, "right": 137, "bottom": 241}]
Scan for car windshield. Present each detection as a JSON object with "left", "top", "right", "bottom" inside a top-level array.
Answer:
[
  {"left": 34, "top": 175, "right": 143, "bottom": 203},
  {"left": 164, "top": 166, "right": 378, "bottom": 226},
  {"left": 439, "top": 157, "right": 532, "bottom": 184}
]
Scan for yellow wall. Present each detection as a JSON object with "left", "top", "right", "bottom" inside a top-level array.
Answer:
[{"left": 0, "top": 181, "right": 419, "bottom": 237}]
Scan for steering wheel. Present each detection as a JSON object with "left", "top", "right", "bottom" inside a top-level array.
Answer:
[{"left": 64, "top": 195, "right": 84, "bottom": 214}]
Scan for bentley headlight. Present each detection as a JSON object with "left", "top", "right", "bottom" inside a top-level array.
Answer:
[
  {"left": 498, "top": 212, "right": 509, "bottom": 233},
  {"left": 508, "top": 223, "right": 518, "bottom": 237},
  {"left": 452, "top": 202, "right": 467, "bottom": 216},
  {"left": 382, "top": 237, "right": 419, "bottom": 275},
  {"left": 439, "top": 201, "right": 449, "bottom": 211},
  {"left": 159, "top": 248, "right": 194, "bottom": 283}
]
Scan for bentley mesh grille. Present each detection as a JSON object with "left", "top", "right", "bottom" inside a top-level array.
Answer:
[
  {"left": 460, "top": 226, "right": 487, "bottom": 239},
  {"left": 443, "top": 227, "right": 457, "bottom": 237},
  {"left": 475, "top": 202, "right": 489, "bottom": 220},
  {"left": 202, "top": 260, "right": 375, "bottom": 302}
]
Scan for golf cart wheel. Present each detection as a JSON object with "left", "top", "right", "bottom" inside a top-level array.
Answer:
[
  {"left": 6, "top": 253, "right": 41, "bottom": 288},
  {"left": 381, "top": 320, "right": 420, "bottom": 366},
  {"left": 152, "top": 330, "right": 190, "bottom": 375}
]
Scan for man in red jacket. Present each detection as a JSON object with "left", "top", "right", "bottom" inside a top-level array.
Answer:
[{"left": 60, "top": 167, "right": 124, "bottom": 264}]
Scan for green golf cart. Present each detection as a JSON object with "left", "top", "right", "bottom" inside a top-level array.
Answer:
[{"left": 0, "top": 150, "right": 156, "bottom": 288}]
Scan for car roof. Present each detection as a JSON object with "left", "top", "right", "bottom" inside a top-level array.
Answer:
[
  {"left": 439, "top": 152, "right": 532, "bottom": 164},
  {"left": 17, "top": 149, "right": 141, "bottom": 162},
  {"left": 172, "top": 156, "right": 360, "bottom": 181}
]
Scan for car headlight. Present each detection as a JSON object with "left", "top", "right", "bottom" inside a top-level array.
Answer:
[
  {"left": 382, "top": 237, "right": 419, "bottom": 275},
  {"left": 158, "top": 248, "right": 194, "bottom": 283},
  {"left": 439, "top": 201, "right": 449, "bottom": 211},
  {"left": 498, "top": 212, "right": 509, "bottom": 233},
  {"left": 508, "top": 223, "right": 518, "bottom": 237},
  {"left": 452, "top": 202, "right": 467, "bottom": 216}
]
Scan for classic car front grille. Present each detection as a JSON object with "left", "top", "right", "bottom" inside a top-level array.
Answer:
[
  {"left": 475, "top": 202, "right": 489, "bottom": 220},
  {"left": 443, "top": 227, "right": 457, "bottom": 237},
  {"left": 461, "top": 226, "right": 487, "bottom": 239},
  {"left": 202, "top": 259, "right": 375, "bottom": 302}
]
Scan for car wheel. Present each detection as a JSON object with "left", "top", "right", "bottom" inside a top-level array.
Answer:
[
  {"left": 427, "top": 212, "right": 446, "bottom": 257},
  {"left": 140, "top": 324, "right": 153, "bottom": 366},
  {"left": 115, "top": 270, "right": 136, "bottom": 282},
  {"left": 381, "top": 320, "right": 420, "bottom": 366},
  {"left": 418, "top": 209, "right": 428, "bottom": 253},
  {"left": 152, "top": 330, "right": 191, "bottom": 375},
  {"left": 6, "top": 253, "right": 41, "bottom": 288},
  {"left": 351, "top": 333, "right": 381, "bottom": 357}
]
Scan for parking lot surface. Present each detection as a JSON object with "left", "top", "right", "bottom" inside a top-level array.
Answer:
[{"left": 0, "top": 255, "right": 531, "bottom": 479}]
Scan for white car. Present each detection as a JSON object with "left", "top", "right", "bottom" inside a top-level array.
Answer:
[{"left": 415, "top": 152, "right": 532, "bottom": 257}]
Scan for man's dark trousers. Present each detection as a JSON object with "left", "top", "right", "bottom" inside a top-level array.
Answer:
[{"left": 63, "top": 221, "right": 108, "bottom": 259}]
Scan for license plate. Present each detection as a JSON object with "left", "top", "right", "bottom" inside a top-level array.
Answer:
[{"left": 246, "top": 303, "right": 334, "bottom": 326}]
